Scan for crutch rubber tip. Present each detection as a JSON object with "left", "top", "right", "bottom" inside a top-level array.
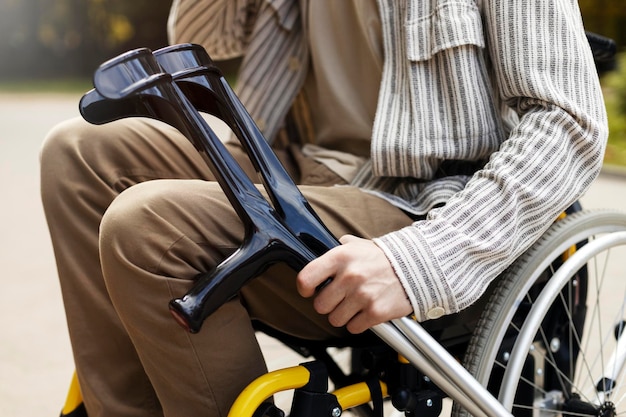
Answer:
[{"left": 169, "top": 302, "right": 196, "bottom": 333}]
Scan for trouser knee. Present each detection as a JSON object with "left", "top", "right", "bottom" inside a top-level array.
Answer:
[{"left": 99, "top": 179, "right": 242, "bottom": 292}]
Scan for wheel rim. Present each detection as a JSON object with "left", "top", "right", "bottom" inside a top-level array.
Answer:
[{"left": 496, "top": 232, "right": 626, "bottom": 416}]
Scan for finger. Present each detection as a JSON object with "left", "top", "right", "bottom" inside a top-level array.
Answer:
[
  {"left": 325, "top": 292, "right": 364, "bottom": 328},
  {"left": 313, "top": 282, "right": 346, "bottom": 315},
  {"left": 344, "top": 302, "right": 392, "bottom": 334},
  {"left": 296, "top": 249, "right": 342, "bottom": 297},
  {"left": 345, "top": 291, "right": 413, "bottom": 334},
  {"left": 345, "top": 311, "right": 371, "bottom": 334}
]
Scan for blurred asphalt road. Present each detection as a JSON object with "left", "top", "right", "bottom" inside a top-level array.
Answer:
[{"left": 0, "top": 92, "right": 624, "bottom": 416}]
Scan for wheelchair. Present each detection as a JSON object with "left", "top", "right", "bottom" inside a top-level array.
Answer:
[{"left": 60, "top": 32, "right": 623, "bottom": 417}]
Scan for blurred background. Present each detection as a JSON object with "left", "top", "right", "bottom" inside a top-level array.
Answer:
[
  {"left": 0, "top": 0, "right": 239, "bottom": 90},
  {"left": 1, "top": 1, "right": 626, "bottom": 416},
  {"left": 0, "top": 0, "right": 170, "bottom": 82},
  {"left": 0, "top": 0, "right": 625, "bottom": 163}
]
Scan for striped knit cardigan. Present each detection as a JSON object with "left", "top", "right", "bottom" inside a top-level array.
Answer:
[{"left": 168, "top": 0, "right": 608, "bottom": 322}]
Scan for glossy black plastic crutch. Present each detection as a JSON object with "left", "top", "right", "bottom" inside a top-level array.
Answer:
[
  {"left": 79, "top": 47, "right": 327, "bottom": 333},
  {"left": 151, "top": 44, "right": 343, "bottom": 330}
]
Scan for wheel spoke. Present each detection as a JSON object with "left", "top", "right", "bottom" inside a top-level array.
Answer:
[
  {"left": 614, "top": 389, "right": 626, "bottom": 409},
  {"left": 592, "top": 247, "right": 608, "bottom": 394},
  {"left": 536, "top": 316, "right": 577, "bottom": 400},
  {"left": 551, "top": 286, "right": 597, "bottom": 402},
  {"left": 509, "top": 402, "right": 595, "bottom": 417},
  {"left": 569, "top": 277, "right": 575, "bottom": 390}
]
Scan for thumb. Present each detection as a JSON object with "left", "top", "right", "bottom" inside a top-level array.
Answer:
[{"left": 339, "top": 234, "right": 360, "bottom": 245}]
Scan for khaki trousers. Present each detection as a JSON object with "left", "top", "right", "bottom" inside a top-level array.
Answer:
[{"left": 40, "top": 116, "right": 414, "bottom": 417}]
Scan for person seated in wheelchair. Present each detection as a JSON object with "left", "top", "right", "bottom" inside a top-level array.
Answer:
[{"left": 40, "top": 0, "right": 608, "bottom": 416}]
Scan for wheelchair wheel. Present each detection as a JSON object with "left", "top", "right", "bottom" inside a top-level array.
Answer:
[{"left": 455, "top": 209, "right": 626, "bottom": 417}]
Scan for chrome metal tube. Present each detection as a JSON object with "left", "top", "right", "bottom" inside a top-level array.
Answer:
[{"left": 387, "top": 318, "right": 512, "bottom": 417}]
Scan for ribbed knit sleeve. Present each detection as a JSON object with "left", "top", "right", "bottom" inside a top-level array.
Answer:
[{"left": 373, "top": 0, "right": 608, "bottom": 322}]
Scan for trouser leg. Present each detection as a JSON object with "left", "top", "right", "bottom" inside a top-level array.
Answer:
[
  {"left": 99, "top": 176, "right": 415, "bottom": 417},
  {"left": 40, "top": 116, "right": 262, "bottom": 416}
]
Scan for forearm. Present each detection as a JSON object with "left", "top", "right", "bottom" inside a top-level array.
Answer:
[{"left": 376, "top": 106, "right": 606, "bottom": 321}]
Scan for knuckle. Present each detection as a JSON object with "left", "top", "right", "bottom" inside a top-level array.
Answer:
[
  {"left": 364, "top": 304, "right": 385, "bottom": 323},
  {"left": 295, "top": 275, "right": 310, "bottom": 295},
  {"left": 328, "top": 313, "right": 344, "bottom": 328},
  {"left": 334, "top": 245, "right": 353, "bottom": 263},
  {"left": 347, "top": 320, "right": 366, "bottom": 334},
  {"left": 313, "top": 298, "right": 330, "bottom": 315},
  {"left": 353, "top": 285, "right": 372, "bottom": 301}
]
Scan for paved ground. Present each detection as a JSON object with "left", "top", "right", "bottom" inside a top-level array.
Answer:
[{"left": 1, "top": 92, "right": 625, "bottom": 416}]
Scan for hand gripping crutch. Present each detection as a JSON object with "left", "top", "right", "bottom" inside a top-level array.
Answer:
[{"left": 80, "top": 44, "right": 512, "bottom": 417}]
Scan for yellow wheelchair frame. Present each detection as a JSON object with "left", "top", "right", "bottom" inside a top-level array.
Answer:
[{"left": 62, "top": 365, "right": 388, "bottom": 417}]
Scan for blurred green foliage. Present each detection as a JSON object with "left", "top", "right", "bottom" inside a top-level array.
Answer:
[
  {"left": 602, "top": 53, "right": 626, "bottom": 167},
  {"left": 575, "top": 1, "right": 626, "bottom": 166},
  {"left": 577, "top": 1, "right": 626, "bottom": 167}
]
